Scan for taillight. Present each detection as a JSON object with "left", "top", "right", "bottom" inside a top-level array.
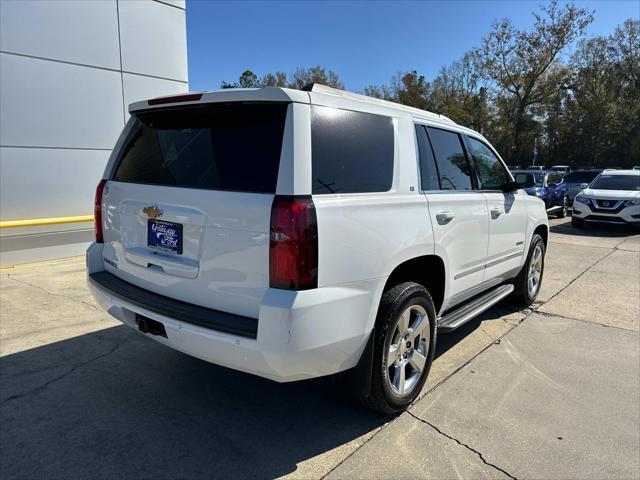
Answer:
[
  {"left": 269, "top": 196, "right": 318, "bottom": 290},
  {"left": 94, "top": 179, "right": 107, "bottom": 243}
]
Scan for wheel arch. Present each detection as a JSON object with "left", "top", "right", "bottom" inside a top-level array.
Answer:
[
  {"left": 533, "top": 223, "right": 548, "bottom": 247},
  {"left": 382, "top": 255, "right": 446, "bottom": 315}
]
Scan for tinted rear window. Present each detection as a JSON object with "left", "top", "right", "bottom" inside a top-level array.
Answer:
[
  {"left": 113, "top": 103, "right": 288, "bottom": 193},
  {"left": 311, "top": 106, "right": 394, "bottom": 194},
  {"left": 427, "top": 127, "right": 473, "bottom": 191},
  {"left": 415, "top": 125, "right": 440, "bottom": 190}
]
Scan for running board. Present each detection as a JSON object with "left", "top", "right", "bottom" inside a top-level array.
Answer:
[{"left": 437, "top": 284, "right": 514, "bottom": 333}]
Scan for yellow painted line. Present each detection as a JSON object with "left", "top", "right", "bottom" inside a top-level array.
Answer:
[{"left": 0, "top": 215, "right": 94, "bottom": 229}]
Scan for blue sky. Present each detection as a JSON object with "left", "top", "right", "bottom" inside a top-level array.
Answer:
[{"left": 186, "top": 0, "right": 639, "bottom": 92}]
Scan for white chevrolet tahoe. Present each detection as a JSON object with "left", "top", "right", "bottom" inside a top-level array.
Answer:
[{"left": 87, "top": 84, "right": 549, "bottom": 413}]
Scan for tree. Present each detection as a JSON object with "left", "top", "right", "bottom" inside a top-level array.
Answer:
[
  {"left": 362, "top": 84, "right": 395, "bottom": 100},
  {"left": 480, "top": 0, "right": 593, "bottom": 162},
  {"left": 608, "top": 19, "right": 640, "bottom": 164},
  {"left": 431, "top": 50, "right": 491, "bottom": 132},
  {"left": 392, "top": 71, "right": 433, "bottom": 110},
  {"left": 220, "top": 69, "right": 261, "bottom": 89},
  {"left": 287, "top": 66, "right": 343, "bottom": 89},
  {"left": 221, "top": 66, "right": 343, "bottom": 90},
  {"left": 262, "top": 71, "right": 288, "bottom": 87},
  {"left": 218, "top": 13, "right": 638, "bottom": 167},
  {"left": 549, "top": 19, "right": 639, "bottom": 167}
]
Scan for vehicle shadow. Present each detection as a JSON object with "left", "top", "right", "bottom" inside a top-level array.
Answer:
[
  {"left": 433, "top": 301, "right": 521, "bottom": 359},
  {"left": 0, "top": 326, "right": 387, "bottom": 480},
  {"left": 550, "top": 215, "right": 637, "bottom": 238},
  {"left": 0, "top": 298, "right": 533, "bottom": 480}
]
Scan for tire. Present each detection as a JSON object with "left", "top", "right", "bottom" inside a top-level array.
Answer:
[
  {"left": 557, "top": 197, "right": 568, "bottom": 218},
  {"left": 361, "top": 282, "right": 437, "bottom": 415},
  {"left": 572, "top": 216, "right": 584, "bottom": 228},
  {"left": 510, "top": 234, "right": 545, "bottom": 306}
]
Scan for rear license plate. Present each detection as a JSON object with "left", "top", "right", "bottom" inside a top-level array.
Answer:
[{"left": 147, "top": 219, "right": 183, "bottom": 254}]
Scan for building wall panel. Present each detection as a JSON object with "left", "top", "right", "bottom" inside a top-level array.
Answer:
[
  {"left": 0, "top": 0, "right": 120, "bottom": 70},
  {"left": 0, "top": 147, "right": 109, "bottom": 221},
  {"left": 118, "top": 0, "right": 188, "bottom": 81},
  {"left": 0, "top": 53, "right": 124, "bottom": 150},
  {"left": 0, "top": 0, "right": 188, "bottom": 264}
]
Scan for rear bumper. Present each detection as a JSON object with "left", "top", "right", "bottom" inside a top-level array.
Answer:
[
  {"left": 89, "top": 271, "right": 258, "bottom": 338},
  {"left": 86, "top": 244, "right": 380, "bottom": 382}
]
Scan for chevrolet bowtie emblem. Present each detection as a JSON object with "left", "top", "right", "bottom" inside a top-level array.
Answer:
[{"left": 143, "top": 205, "right": 163, "bottom": 218}]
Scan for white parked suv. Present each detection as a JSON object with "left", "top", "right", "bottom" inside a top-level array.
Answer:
[
  {"left": 572, "top": 170, "right": 640, "bottom": 227},
  {"left": 87, "top": 85, "right": 549, "bottom": 413}
]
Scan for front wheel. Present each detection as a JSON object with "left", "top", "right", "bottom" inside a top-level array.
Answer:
[
  {"left": 361, "top": 282, "right": 437, "bottom": 415},
  {"left": 511, "top": 234, "right": 546, "bottom": 306},
  {"left": 572, "top": 216, "right": 584, "bottom": 228}
]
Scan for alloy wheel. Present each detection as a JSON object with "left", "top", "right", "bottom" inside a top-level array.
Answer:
[
  {"left": 527, "top": 244, "right": 543, "bottom": 297},
  {"left": 385, "top": 304, "right": 429, "bottom": 396}
]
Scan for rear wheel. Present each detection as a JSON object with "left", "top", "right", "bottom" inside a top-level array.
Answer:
[
  {"left": 361, "top": 282, "right": 436, "bottom": 415},
  {"left": 511, "top": 234, "right": 545, "bottom": 306},
  {"left": 557, "top": 197, "right": 568, "bottom": 218}
]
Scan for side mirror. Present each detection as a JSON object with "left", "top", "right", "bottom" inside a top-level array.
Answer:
[
  {"left": 501, "top": 181, "right": 521, "bottom": 192},
  {"left": 580, "top": 183, "right": 589, "bottom": 189}
]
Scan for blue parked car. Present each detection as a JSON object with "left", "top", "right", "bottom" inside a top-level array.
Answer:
[{"left": 512, "top": 170, "right": 570, "bottom": 218}]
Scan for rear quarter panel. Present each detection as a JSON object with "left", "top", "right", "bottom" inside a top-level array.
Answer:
[{"left": 311, "top": 115, "right": 435, "bottom": 333}]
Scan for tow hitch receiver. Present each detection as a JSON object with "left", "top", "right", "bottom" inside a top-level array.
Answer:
[{"left": 136, "top": 314, "right": 167, "bottom": 338}]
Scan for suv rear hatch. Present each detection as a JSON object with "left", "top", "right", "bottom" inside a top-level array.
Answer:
[{"left": 100, "top": 102, "right": 289, "bottom": 318}]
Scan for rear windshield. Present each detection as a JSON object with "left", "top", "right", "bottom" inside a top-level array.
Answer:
[
  {"left": 112, "top": 103, "right": 288, "bottom": 193},
  {"left": 563, "top": 171, "right": 601, "bottom": 183},
  {"left": 590, "top": 175, "right": 640, "bottom": 191}
]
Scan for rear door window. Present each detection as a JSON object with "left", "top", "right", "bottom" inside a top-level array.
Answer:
[
  {"left": 113, "top": 103, "right": 288, "bottom": 193},
  {"left": 415, "top": 125, "right": 440, "bottom": 190},
  {"left": 311, "top": 106, "right": 394, "bottom": 194},
  {"left": 427, "top": 127, "right": 473, "bottom": 191}
]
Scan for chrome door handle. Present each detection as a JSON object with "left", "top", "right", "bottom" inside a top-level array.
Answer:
[
  {"left": 436, "top": 211, "right": 455, "bottom": 225},
  {"left": 490, "top": 208, "right": 502, "bottom": 219}
]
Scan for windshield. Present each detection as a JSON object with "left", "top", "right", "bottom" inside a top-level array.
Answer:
[
  {"left": 589, "top": 175, "right": 640, "bottom": 191},
  {"left": 563, "top": 171, "right": 601, "bottom": 183}
]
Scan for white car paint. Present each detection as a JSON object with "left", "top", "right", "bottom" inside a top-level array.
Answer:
[
  {"left": 87, "top": 85, "right": 548, "bottom": 382},
  {"left": 573, "top": 170, "right": 640, "bottom": 225}
]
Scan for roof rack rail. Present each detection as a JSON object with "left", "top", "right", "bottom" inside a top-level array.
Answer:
[{"left": 300, "top": 83, "right": 456, "bottom": 125}]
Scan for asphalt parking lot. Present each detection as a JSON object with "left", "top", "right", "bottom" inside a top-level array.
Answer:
[{"left": 1, "top": 217, "right": 639, "bottom": 480}]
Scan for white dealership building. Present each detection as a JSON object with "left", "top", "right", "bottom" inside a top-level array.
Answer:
[{"left": 0, "top": 0, "right": 189, "bottom": 264}]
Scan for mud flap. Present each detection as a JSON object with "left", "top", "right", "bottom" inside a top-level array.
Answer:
[{"left": 350, "top": 328, "right": 375, "bottom": 399}]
